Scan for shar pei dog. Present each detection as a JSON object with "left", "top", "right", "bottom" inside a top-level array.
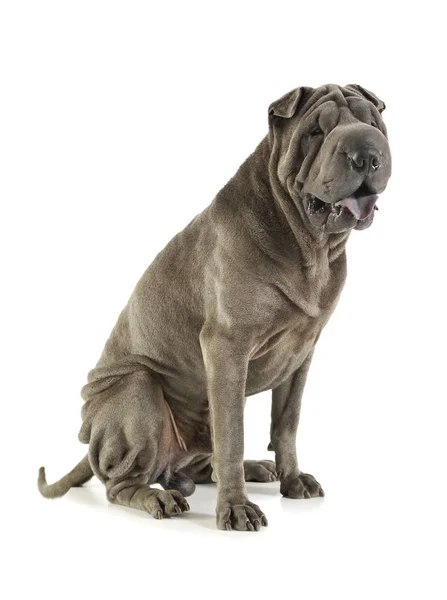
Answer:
[{"left": 39, "top": 83, "right": 392, "bottom": 531}]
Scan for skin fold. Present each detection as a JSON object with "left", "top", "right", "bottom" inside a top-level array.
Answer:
[{"left": 38, "top": 83, "right": 392, "bottom": 531}]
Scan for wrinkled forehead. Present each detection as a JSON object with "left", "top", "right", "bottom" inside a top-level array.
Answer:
[{"left": 301, "top": 84, "right": 378, "bottom": 124}]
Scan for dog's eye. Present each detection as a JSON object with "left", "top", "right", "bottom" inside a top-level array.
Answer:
[{"left": 309, "top": 127, "right": 323, "bottom": 137}]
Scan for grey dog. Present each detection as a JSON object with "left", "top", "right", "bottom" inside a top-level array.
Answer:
[{"left": 38, "top": 83, "right": 392, "bottom": 531}]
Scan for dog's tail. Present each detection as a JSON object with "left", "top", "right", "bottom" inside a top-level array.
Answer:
[{"left": 38, "top": 455, "right": 93, "bottom": 499}]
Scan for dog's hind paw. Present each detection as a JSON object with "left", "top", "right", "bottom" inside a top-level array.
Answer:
[
  {"left": 244, "top": 459, "right": 277, "bottom": 482},
  {"left": 143, "top": 489, "right": 190, "bottom": 519},
  {"left": 110, "top": 485, "right": 190, "bottom": 519}
]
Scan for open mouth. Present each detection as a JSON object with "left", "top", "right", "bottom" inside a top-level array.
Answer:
[
  {"left": 334, "top": 194, "right": 378, "bottom": 220},
  {"left": 307, "top": 189, "right": 379, "bottom": 221}
]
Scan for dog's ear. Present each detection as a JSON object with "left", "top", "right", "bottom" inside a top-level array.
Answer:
[
  {"left": 268, "top": 86, "right": 312, "bottom": 119},
  {"left": 346, "top": 84, "right": 386, "bottom": 113}
]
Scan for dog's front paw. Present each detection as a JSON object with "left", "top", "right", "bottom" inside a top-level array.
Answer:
[
  {"left": 280, "top": 472, "right": 324, "bottom": 499},
  {"left": 216, "top": 499, "right": 268, "bottom": 531}
]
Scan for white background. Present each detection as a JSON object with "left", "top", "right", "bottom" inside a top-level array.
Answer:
[{"left": 1, "top": 1, "right": 446, "bottom": 598}]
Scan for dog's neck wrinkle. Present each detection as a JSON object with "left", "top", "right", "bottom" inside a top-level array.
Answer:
[
  {"left": 264, "top": 136, "right": 350, "bottom": 267},
  {"left": 221, "top": 137, "right": 296, "bottom": 265},
  {"left": 225, "top": 140, "right": 349, "bottom": 319},
  {"left": 220, "top": 136, "right": 349, "bottom": 270}
]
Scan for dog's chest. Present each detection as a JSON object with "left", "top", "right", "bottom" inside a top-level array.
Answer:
[
  {"left": 245, "top": 255, "right": 346, "bottom": 394},
  {"left": 246, "top": 322, "right": 318, "bottom": 394}
]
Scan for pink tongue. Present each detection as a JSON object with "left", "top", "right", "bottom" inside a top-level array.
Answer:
[{"left": 336, "top": 195, "right": 378, "bottom": 220}]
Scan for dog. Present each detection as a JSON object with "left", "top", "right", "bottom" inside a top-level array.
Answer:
[{"left": 38, "top": 83, "right": 392, "bottom": 531}]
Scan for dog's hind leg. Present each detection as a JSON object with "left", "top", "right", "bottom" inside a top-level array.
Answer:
[{"left": 82, "top": 370, "right": 190, "bottom": 518}]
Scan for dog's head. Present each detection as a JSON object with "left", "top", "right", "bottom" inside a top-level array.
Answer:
[{"left": 268, "top": 84, "right": 392, "bottom": 233}]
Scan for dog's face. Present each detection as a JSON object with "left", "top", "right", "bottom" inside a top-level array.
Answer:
[{"left": 269, "top": 84, "right": 392, "bottom": 233}]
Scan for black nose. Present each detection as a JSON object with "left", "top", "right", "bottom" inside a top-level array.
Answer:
[{"left": 347, "top": 148, "right": 382, "bottom": 173}]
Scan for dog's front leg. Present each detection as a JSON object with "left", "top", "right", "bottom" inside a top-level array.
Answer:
[
  {"left": 200, "top": 327, "right": 268, "bottom": 531},
  {"left": 270, "top": 349, "right": 325, "bottom": 499}
]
